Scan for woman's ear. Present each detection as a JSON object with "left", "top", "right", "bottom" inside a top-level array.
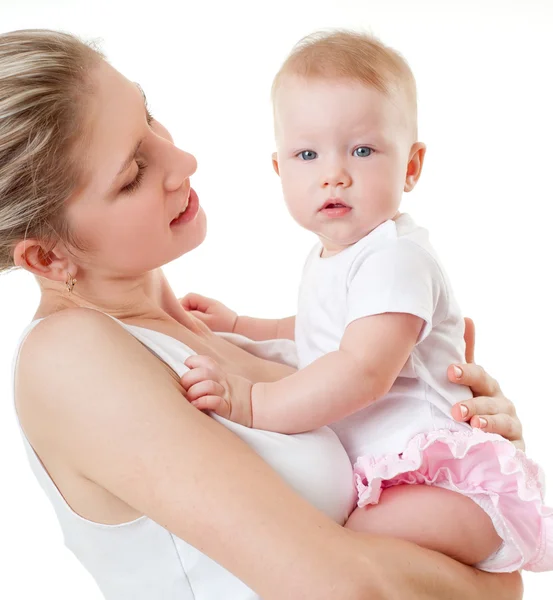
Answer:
[
  {"left": 404, "top": 142, "right": 426, "bottom": 192},
  {"left": 272, "top": 152, "right": 280, "bottom": 176},
  {"left": 13, "top": 238, "right": 75, "bottom": 284}
]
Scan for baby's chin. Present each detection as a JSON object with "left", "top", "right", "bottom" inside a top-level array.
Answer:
[
  {"left": 316, "top": 231, "right": 368, "bottom": 256},
  {"left": 316, "top": 211, "right": 402, "bottom": 251},
  {"left": 316, "top": 221, "right": 380, "bottom": 249}
]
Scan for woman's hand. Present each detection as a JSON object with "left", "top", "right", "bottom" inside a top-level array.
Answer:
[
  {"left": 449, "top": 318, "right": 524, "bottom": 450},
  {"left": 181, "top": 355, "right": 254, "bottom": 427},
  {"left": 180, "top": 292, "right": 238, "bottom": 333}
]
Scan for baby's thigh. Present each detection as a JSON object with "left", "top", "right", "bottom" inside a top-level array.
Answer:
[{"left": 345, "top": 484, "right": 502, "bottom": 565}]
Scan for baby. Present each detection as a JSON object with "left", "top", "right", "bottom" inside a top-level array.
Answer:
[{"left": 181, "top": 30, "right": 553, "bottom": 572}]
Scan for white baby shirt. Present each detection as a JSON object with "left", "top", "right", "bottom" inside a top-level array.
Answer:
[{"left": 295, "top": 213, "right": 473, "bottom": 464}]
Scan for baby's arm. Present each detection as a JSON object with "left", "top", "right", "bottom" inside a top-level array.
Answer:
[
  {"left": 185, "top": 242, "right": 443, "bottom": 430},
  {"left": 235, "top": 315, "right": 296, "bottom": 341},
  {"left": 250, "top": 312, "right": 423, "bottom": 432},
  {"left": 180, "top": 292, "right": 295, "bottom": 341},
  {"left": 184, "top": 312, "right": 423, "bottom": 431}
]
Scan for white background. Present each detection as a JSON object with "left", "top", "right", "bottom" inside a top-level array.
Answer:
[{"left": 0, "top": 0, "right": 551, "bottom": 598}]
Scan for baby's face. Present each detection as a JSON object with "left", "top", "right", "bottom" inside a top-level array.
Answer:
[{"left": 273, "top": 76, "right": 418, "bottom": 254}]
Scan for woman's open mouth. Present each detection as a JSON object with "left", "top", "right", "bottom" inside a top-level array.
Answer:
[{"left": 170, "top": 188, "right": 200, "bottom": 227}]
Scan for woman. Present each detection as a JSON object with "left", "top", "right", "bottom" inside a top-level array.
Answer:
[{"left": 3, "top": 29, "right": 524, "bottom": 599}]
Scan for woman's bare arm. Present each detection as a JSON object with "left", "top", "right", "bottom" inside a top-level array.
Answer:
[
  {"left": 16, "top": 309, "right": 522, "bottom": 600},
  {"left": 359, "top": 534, "right": 523, "bottom": 600}
]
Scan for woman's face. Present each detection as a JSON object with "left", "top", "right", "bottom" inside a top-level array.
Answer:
[{"left": 66, "top": 59, "right": 205, "bottom": 277}]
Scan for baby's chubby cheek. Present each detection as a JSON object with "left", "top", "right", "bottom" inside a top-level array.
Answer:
[{"left": 282, "top": 191, "right": 314, "bottom": 228}]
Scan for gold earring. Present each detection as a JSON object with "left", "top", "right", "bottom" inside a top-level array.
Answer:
[{"left": 65, "top": 272, "right": 77, "bottom": 294}]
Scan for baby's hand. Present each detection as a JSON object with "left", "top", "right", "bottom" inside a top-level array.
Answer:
[
  {"left": 180, "top": 293, "right": 238, "bottom": 333},
  {"left": 181, "top": 355, "right": 253, "bottom": 427}
]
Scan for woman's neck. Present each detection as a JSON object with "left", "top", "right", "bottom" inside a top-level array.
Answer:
[{"left": 35, "top": 268, "right": 194, "bottom": 331}]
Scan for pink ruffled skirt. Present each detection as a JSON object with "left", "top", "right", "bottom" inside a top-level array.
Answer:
[{"left": 353, "top": 428, "right": 553, "bottom": 572}]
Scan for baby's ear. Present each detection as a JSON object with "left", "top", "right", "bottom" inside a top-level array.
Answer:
[
  {"left": 404, "top": 142, "right": 426, "bottom": 192},
  {"left": 272, "top": 152, "right": 280, "bottom": 176}
]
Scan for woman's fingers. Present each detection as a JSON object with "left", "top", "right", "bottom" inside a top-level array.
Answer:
[
  {"left": 463, "top": 317, "right": 475, "bottom": 363},
  {"left": 451, "top": 395, "right": 500, "bottom": 421},
  {"left": 451, "top": 394, "right": 524, "bottom": 450},
  {"left": 447, "top": 362, "right": 502, "bottom": 398},
  {"left": 448, "top": 353, "right": 525, "bottom": 450},
  {"left": 470, "top": 413, "right": 524, "bottom": 449},
  {"left": 452, "top": 394, "right": 515, "bottom": 422}
]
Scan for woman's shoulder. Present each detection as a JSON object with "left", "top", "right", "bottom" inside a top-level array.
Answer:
[
  {"left": 23, "top": 306, "right": 177, "bottom": 364},
  {"left": 29, "top": 305, "right": 122, "bottom": 337},
  {"left": 17, "top": 307, "right": 119, "bottom": 373},
  {"left": 15, "top": 306, "right": 183, "bottom": 424},
  {"left": 20, "top": 308, "right": 137, "bottom": 376}
]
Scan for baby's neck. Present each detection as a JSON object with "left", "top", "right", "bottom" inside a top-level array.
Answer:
[{"left": 319, "top": 211, "right": 402, "bottom": 258}]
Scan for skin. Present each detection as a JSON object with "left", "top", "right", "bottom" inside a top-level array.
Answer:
[
  {"left": 179, "top": 78, "right": 516, "bottom": 563},
  {"left": 273, "top": 76, "right": 424, "bottom": 255},
  {"left": 12, "top": 59, "right": 524, "bottom": 598},
  {"left": 181, "top": 78, "right": 431, "bottom": 421}
]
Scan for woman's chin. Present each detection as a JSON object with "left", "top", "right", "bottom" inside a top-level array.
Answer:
[{"left": 173, "top": 207, "right": 207, "bottom": 256}]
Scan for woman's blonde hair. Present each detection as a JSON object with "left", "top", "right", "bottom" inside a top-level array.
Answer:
[{"left": 0, "top": 29, "right": 104, "bottom": 274}]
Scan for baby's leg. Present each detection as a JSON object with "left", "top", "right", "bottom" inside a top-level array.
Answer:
[{"left": 345, "top": 484, "right": 502, "bottom": 565}]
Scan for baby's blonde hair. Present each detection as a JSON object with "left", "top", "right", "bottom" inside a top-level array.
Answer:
[
  {"left": 272, "top": 30, "right": 418, "bottom": 136},
  {"left": 0, "top": 29, "right": 104, "bottom": 275}
]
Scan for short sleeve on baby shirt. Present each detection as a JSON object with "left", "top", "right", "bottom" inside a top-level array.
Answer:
[{"left": 346, "top": 239, "right": 446, "bottom": 344}]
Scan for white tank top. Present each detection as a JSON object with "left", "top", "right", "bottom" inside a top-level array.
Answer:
[{"left": 11, "top": 313, "right": 356, "bottom": 600}]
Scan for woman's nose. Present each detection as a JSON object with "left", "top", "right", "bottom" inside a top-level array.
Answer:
[{"left": 163, "top": 144, "right": 198, "bottom": 192}]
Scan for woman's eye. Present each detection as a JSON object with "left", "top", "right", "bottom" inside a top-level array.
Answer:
[
  {"left": 298, "top": 150, "right": 318, "bottom": 161},
  {"left": 121, "top": 160, "right": 147, "bottom": 194},
  {"left": 353, "top": 146, "right": 373, "bottom": 157}
]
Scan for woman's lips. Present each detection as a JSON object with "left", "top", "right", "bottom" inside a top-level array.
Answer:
[{"left": 170, "top": 188, "right": 200, "bottom": 226}]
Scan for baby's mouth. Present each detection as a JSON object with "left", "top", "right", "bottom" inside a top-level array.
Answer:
[
  {"left": 319, "top": 199, "right": 352, "bottom": 217},
  {"left": 320, "top": 198, "right": 351, "bottom": 210}
]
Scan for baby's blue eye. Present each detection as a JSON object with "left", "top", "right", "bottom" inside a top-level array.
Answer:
[
  {"left": 298, "top": 150, "right": 318, "bottom": 161},
  {"left": 353, "top": 146, "right": 373, "bottom": 157}
]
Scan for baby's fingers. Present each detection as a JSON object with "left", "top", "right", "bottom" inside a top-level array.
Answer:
[
  {"left": 188, "top": 310, "right": 212, "bottom": 324},
  {"left": 191, "top": 395, "right": 229, "bottom": 418},
  {"left": 180, "top": 367, "right": 218, "bottom": 391},
  {"left": 187, "top": 380, "right": 226, "bottom": 402},
  {"left": 185, "top": 355, "right": 221, "bottom": 372},
  {"left": 180, "top": 292, "right": 213, "bottom": 312}
]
